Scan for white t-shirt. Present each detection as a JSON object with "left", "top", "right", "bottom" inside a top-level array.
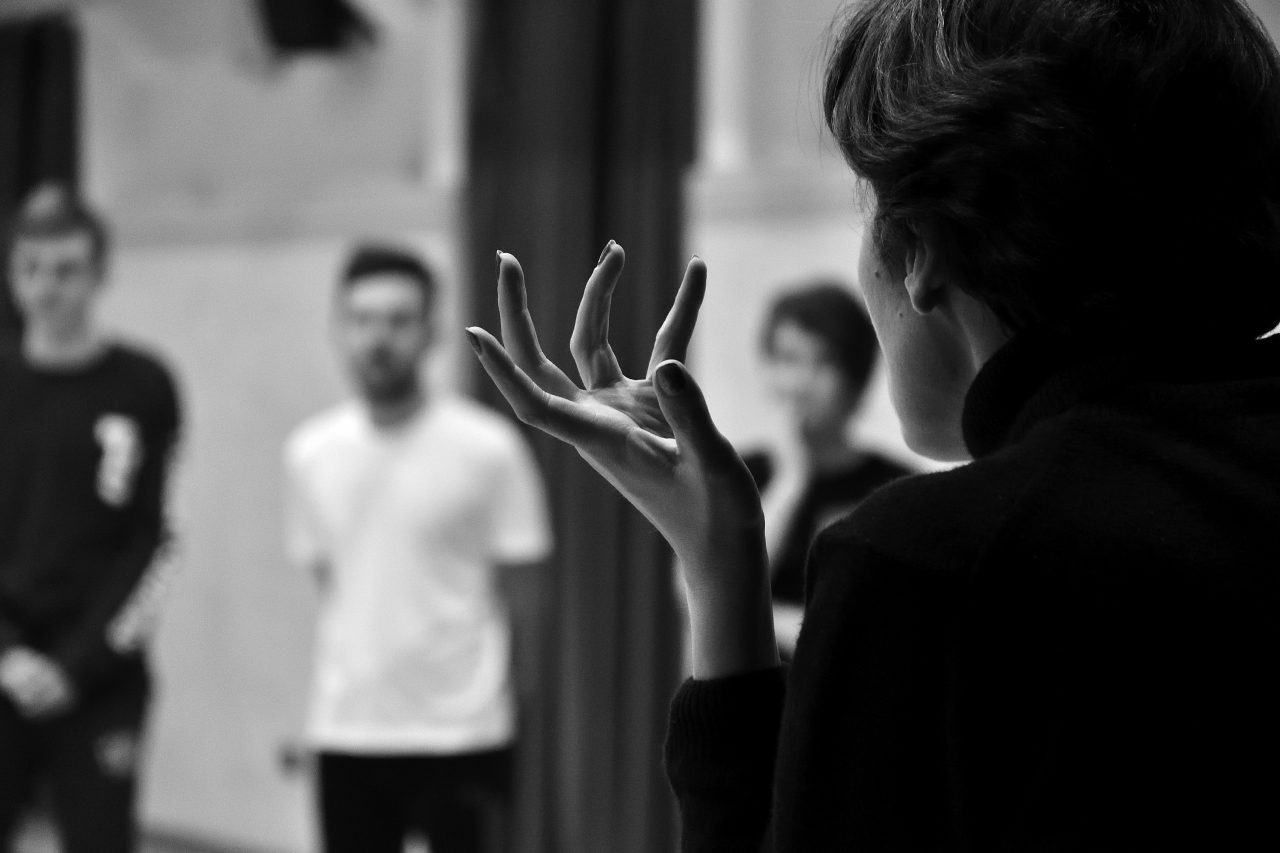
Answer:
[{"left": 283, "top": 395, "right": 552, "bottom": 754}]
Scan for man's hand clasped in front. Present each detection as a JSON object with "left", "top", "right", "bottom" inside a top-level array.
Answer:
[{"left": 0, "top": 646, "right": 76, "bottom": 719}]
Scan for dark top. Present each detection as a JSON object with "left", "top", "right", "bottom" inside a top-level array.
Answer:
[
  {"left": 0, "top": 344, "right": 180, "bottom": 695},
  {"left": 664, "top": 331, "right": 1280, "bottom": 851},
  {"left": 744, "top": 450, "right": 912, "bottom": 605}
]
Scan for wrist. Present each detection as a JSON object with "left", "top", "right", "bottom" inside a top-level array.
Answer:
[{"left": 680, "top": 542, "right": 779, "bottom": 680}]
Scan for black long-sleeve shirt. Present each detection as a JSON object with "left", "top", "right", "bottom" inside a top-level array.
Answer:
[
  {"left": 0, "top": 344, "right": 179, "bottom": 695},
  {"left": 743, "top": 450, "right": 912, "bottom": 605},
  {"left": 665, "top": 331, "right": 1280, "bottom": 851}
]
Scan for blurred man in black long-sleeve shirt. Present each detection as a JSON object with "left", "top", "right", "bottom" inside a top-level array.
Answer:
[{"left": 0, "top": 184, "right": 179, "bottom": 853}]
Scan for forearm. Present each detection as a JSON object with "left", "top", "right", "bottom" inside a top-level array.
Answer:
[
  {"left": 52, "top": 531, "right": 162, "bottom": 688},
  {"left": 680, "top": 531, "right": 779, "bottom": 681},
  {"left": 55, "top": 422, "right": 175, "bottom": 689}
]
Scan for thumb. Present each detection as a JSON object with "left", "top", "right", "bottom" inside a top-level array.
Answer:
[{"left": 653, "top": 360, "right": 734, "bottom": 466}]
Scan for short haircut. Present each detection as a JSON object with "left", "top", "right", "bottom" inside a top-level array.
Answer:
[
  {"left": 761, "top": 281, "right": 878, "bottom": 394},
  {"left": 338, "top": 243, "right": 437, "bottom": 313},
  {"left": 824, "top": 0, "right": 1280, "bottom": 343},
  {"left": 7, "top": 182, "right": 110, "bottom": 266}
]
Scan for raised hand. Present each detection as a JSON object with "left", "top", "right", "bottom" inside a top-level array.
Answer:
[{"left": 466, "top": 243, "right": 778, "bottom": 678}]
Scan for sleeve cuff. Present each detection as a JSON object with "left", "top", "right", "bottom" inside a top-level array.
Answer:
[
  {"left": 663, "top": 666, "right": 788, "bottom": 852},
  {"left": 664, "top": 665, "right": 787, "bottom": 768}
]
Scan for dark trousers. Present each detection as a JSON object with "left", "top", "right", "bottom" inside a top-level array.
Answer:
[
  {"left": 319, "top": 747, "right": 514, "bottom": 853},
  {"left": 0, "top": 663, "right": 149, "bottom": 853}
]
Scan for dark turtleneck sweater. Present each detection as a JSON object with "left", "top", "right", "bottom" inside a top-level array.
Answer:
[{"left": 664, "top": 332, "right": 1280, "bottom": 852}]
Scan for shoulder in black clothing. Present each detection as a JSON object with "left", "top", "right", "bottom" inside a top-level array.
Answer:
[
  {"left": 103, "top": 343, "right": 181, "bottom": 429},
  {"left": 829, "top": 439, "right": 1052, "bottom": 583},
  {"left": 792, "top": 338, "right": 1280, "bottom": 849}
]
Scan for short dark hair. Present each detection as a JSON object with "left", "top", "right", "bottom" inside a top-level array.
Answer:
[
  {"left": 338, "top": 244, "right": 437, "bottom": 313},
  {"left": 761, "top": 281, "right": 879, "bottom": 394},
  {"left": 8, "top": 182, "right": 109, "bottom": 266},
  {"left": 824, "top": 0, "right": 1280, "bottom": 343}
]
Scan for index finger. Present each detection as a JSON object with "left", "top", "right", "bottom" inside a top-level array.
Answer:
[
  {"left": 496, "top": 252, "right": 581, "bottom": 399},
  {"left": 468, "top": 326, "right": 607, "bottom": 452}
]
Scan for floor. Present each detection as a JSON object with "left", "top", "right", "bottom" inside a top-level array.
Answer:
[
  {"left": 11, "top": 813, "right": 265, "bottom": 853},
  {"left": 11, "top": 815, "right": 433, "bottom": 853}
]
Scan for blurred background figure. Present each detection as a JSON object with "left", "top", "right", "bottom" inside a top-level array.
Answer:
[
  {"left": 283, "top": 246, "right": 552, "bottom": 853},
  {"left": 674, "top": 280, "right": 913, "bottom": 668},
  {"left": 0, "top": 184, "right": 180, "bottom": 852},
  {"left": 748, "top": 282, "right": 910, "bottom": 657}
]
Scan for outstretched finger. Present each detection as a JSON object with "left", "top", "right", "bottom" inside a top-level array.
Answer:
[
  {"left": 569, "top": 241, "right": 626, "bottom": 390},
  {"left": 496, "top": 252, "right": 580, "bottom": 399},
  {"left": 467, "top": 326, "right": 605, "bottom": 451},
  {"left": 651, "top": 359, "right": 737, "bottom": 468},
  {"left": 648, "top": 257, "right": 707, "bottom": 376}
]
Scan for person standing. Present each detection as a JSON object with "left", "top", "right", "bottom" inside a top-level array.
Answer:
[
  {"left": 749, "top": 282, "right": 912, "bottom": 657},
  {"left": 285, "top": 245, "right": 552, "bottom": 853},
  {"left": 0, "top": 184, "right": 181, "bottom": 853}
]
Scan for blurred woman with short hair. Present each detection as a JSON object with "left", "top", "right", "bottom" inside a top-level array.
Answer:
[{"left": 751, "top": 282, "right": 910, "bottom": 657}]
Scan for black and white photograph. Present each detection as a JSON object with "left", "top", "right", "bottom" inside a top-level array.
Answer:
[{"left": 2, "top": 1, "right": 1278, "bottom": 851}]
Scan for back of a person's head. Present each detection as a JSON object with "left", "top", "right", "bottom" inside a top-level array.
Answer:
[
  {"left": 7, "top": 182, "right": 109, "bottom": 265},
  {"left": 339, "top": 243, "right": 437, "bottom": 313},
  {"left": 762, "top": 281, "right": 879, "bottom": 393},
  {"left": 824, "top": 0, "right": 1280, "bottom": 344}
]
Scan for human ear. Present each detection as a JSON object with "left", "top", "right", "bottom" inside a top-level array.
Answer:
[{"left": 902, "top": 223, "right": 949, "bottom": 315}]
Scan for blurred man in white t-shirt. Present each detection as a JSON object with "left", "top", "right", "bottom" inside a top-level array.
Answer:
[{"left": 284, "top": 245, "right": 552, "bottom": 853}]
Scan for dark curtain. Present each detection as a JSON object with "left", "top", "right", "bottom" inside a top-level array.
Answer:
[
  {"left": 466, "top": 2, "right": 697, "bottom": 853},
  {"left": 0, "top": 14, "right": 79, "bottom": 352}
]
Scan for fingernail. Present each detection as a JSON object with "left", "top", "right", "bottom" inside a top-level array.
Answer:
[
  {"left": 597, "top": 240, "right": 614, "bottom": 266},
  {"left": 657, "top": 362, "right": 686, "bottom": 395},
  {"left": 464, "top": 328, "right": 482, "bottom": 354},
  {"left": 495, "top": 251, "right": 503, "bottom": 278}
]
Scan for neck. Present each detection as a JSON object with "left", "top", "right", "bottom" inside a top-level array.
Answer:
[
  {"left": 22, "top": 321, "right": 105, "bottom": 369},
  {"left": 951, "top": 289, "right": 1012, "bottom": 378},
  {"left": 801, "top": 427, "right": 860, "bottom": 474},
  {"left": 366, "top": 385, "right": 427, "bottom": 428}
]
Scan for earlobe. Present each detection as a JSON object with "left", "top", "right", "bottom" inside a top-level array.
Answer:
[
  {"left": 905, "top": 272, "right": 938, "bottom": 314},
  {"left": 904, "top": 224, "right": 947, "bottom": 315}
]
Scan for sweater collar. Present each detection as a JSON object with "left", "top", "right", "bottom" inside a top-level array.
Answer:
[{"left": 961, "top": 328, "right": 1280, "bottom": 458}]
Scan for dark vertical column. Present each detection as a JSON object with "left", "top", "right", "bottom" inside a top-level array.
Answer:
[
  {"left": 0, "top": 15, "right": 80, "bottom": 351},
  {"left": 465, "top": 2, "right": 697, "bottom": 853}
]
